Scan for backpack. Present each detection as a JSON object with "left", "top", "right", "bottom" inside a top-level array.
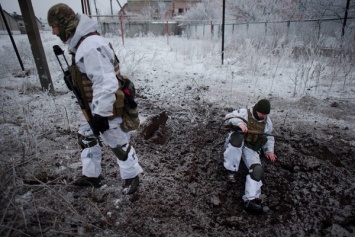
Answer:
[{"left": 116, "top": 74, "right": 140, "bottom": 132}]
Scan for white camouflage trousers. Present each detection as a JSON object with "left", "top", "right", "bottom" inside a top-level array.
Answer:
[
  {"left": 223, "top": 134, "right": 263, "bottom": 201},
  {"left": 78, "top": 116, "right": 143, "bottom": 180}
]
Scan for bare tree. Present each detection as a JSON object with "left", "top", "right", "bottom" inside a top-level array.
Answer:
[
  {"left": 158, "top": 2, "right": 169, "bottom": 20},
  {"left": 299, "top": 0, "right": 352, "bottom": 19},
  {"left": 185, "top": 0, "right": 222, "bottom": 21},
  {"left": 226, "top": 0, "right": 297, "bottom": 22},
  {"left": 185, "top": 0, "right": 354, "bottom": 22},
  {"left": 138, "top": 5, "right": 154, "bottom": 20},
  {"left": 184, "top": 0, "right": 297, "bottom": 22}
]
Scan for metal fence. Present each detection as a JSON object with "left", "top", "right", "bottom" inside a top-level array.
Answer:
[
  {"left": 96, "top": 17, "right": 354, "bottom": 51},
  {"left": 182, "top": 18, "right": 355, "bottom": 49}
]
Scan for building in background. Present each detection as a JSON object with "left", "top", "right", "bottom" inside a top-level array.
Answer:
[
  {"left": 123, "top": 0, "right": 201, "bottom": 20},
  {"left": 11, "top": 12, "right": 44, "bottom": 33},
  {"left": 0, "top": 10, "right": 20, "bottom": 34},
  {"left": 0, "top": 8, "right": 43, "bottom": 34}
]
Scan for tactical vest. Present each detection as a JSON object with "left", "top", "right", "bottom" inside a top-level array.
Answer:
[
  {"left": 244, "top": 109, "right": 268, "bottom": 151},
  {"left": 69, "top": 32, "right": 125, "bottom": 120}
]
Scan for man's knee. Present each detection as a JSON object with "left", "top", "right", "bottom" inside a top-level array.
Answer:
[
  {"left": 229, "top": 131, "right": 244, "bottom": 147},
  {"left": 111, "top": 144, "right": 131, "bottom": 161},
  {"left": 249, "top": 163, "right": 264, "bottom": 181},
  {"left": 77, "top": 133, "right": 98, "bottom": 149}
]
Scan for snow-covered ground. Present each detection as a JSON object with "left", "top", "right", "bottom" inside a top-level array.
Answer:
[
  {"left": 1, "top": 31, "right": 355, "bottom": 236},
  {"left": 2, "top": 31, "right": 354, "bottom": 133}
]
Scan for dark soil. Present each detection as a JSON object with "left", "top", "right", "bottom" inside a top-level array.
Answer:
[{"left": 1, "top": 96, "right": 355, "bottom": 237}]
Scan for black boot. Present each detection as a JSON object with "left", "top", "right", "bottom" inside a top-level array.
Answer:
[
  {"left": 123, "top": 175, "right": 140, "bottom": 194},
  {"left": 72, "top": 175, "right": 103, "bottom": 188},
  {"left": 227, "top": 171, "right": 236, "bottom": 183},
  {"left": 244, "top": 199, "right": 263, "bottom": 214}
]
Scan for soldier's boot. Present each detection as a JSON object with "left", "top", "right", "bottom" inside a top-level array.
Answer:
[
  {"left": 244, "top": 199, "right": 263, "bottom": 214},
  {"left": 72, "top": 175, "right": 103, "bottom": 188},
  {"left": 227, "top": 171, "right": 236, "bottom": 183},
  {"left": 123, "top": 175, "right": 140, "bottom": 194}
]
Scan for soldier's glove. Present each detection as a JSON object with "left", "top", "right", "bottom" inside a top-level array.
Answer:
[
  {"left": 92, "top": 114, "right": 109, "bottom": 136},
  {"left": 53, "top": 45, "right": 64, "bottom": 55}
]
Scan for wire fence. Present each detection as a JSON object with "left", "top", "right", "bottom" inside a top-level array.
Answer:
[
  {"left": 184, "top": 18, "right": 355, "bottom": 48},
  {"left": 95, "top": 16, "right": 354, "bottom": 52}
]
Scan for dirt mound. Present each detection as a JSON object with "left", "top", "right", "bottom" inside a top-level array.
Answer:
[{"left": 1, "top": 98, "right": 355, "bottom": 237}]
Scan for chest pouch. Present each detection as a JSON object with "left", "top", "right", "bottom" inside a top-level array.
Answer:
[
  {"left": 245, "top": 135, "right": 268, "bottom": 152},
  {"left": 69, "top": 63, "right": 94, "bottom": 102},
  {"left": 116, "top": 74, "right": 140, "bottom": 132},
  {"left": 244, "top": 109, "right": 267, "bottom": 151}
]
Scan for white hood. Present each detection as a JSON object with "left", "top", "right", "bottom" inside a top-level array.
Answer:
[
  {"left": 65, "top": 14, "right": 118, "bottom": 118},
  {"left": 67, "top": 14, "right": 99, "bottom": 53}
]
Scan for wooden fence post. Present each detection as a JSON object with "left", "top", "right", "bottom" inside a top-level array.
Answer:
[
  {"left": 120, "top": 15, "right": 124, "bottom": 46},
  {"left": 18, "top": 0, "right": 54, "bottom": 94},
  {"left": 166, "top": 21, "right": 169, "bottom": 45}
]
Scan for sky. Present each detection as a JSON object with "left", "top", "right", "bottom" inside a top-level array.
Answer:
[{"left": 0, "top": 0, "right": 126, "bottom": 20}]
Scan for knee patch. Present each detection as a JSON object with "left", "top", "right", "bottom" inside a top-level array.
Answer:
[
  {"left": 77, "top": 133, "right": 98, "bottom": 150},
  {"left": 229, "top": 131, "right": 244, "bottom": 147},
  {"left": 249, "top": 164, "right": 264, "bottom": 181},
  {"left": 111, "top": 144, "right": 131, "bottom": 161}
]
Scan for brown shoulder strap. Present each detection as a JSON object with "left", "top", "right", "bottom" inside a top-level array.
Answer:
[
  {"left": 70, "top": 31, "right": 100, "bottom": 64},
  {"left": 75, "top": 31, "right": 100, "bottom": 50},
  {"left": 223, "top": 115, "right": 248, "bottom": 125}
]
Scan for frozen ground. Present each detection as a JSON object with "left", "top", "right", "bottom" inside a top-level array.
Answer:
[{"left": 0, "top": 31, "right": 355, "bottom": 236}]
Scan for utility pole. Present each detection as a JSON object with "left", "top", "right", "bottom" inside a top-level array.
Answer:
[
  {"left": 0, "top": 4, "right": 24, "bottom": 71},
  {"left": 116, "top": 0, "right": 125, "bottom": 15},
  {"left": 110, "top": 0, "right": 113, "bottom": 17},
  {"left": 342, "top": 0, "right": 350, "bottom": 37},
  {"left": 81, "top": 0, "right": 85, "bottom": 14},
  {"left": 93, "top": 0, "right": 99, "bottom": 21},
  {"left": 221, "top": 0, "right": 225, "bottom": 65},
  {"left": 86, "top": 0, "right": 92, "bottom": 16},
  {"left": 18, "top": 0, "right": 54, "bottom": 94}
]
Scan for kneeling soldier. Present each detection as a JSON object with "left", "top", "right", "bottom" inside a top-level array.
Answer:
[{"left": 223, "top": 99, "right": 277, "bottom": 213}]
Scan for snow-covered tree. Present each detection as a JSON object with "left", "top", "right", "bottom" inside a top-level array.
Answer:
[
  {"left": 185, "top": 0, "right": 354, "bottom": 22},
  {"left": 158, "top": 2, "right": 169, "bottom": 20},
  {"left": 185, "top": 0, "right": 222, "bottom": 21},
  {"left": 227, "top": 0, "right": 297, "bottom": 21},
  {"left": 299, "top": 0, "right": 353, "bottom": 19},
  {"left": 138, "top": 5, "right": 154, "bottom": 20}
]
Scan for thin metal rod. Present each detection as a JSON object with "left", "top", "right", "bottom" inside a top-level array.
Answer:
[
  {"left": 221, "top": 0, "right": 225, "bottom": 65},
  {"left": 0, "top": 4, "right": 25, "bottom": 71}
]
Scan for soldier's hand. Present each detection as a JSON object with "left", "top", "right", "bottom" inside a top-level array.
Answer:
[
  {"left": 239, "top": 124, "right": 248, "bottom": 133},
  {"left": 265, "top": 152, "right": 277, "bottom": 162},
  {"left": 92, "top": 114, "right": 109, "bottom": 135}
]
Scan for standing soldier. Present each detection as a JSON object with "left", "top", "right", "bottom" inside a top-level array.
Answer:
[
  {"left": 47, "top": 3, "right": 143, "bottom": 194},
  {"left": 223, "top": 99, "right": 277, "bottom": 213}
]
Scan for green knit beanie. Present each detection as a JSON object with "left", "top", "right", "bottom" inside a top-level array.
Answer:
[{"left": 254, "top": 99, "right": 271, "bottom": 114}]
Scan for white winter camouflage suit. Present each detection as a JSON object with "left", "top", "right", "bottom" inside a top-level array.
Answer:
[
  {"left": 66, "top": 14, "right": 143, "bottom": 179},
  {"left": 223, "top": 106, "right": 274, "bottom": 201}
]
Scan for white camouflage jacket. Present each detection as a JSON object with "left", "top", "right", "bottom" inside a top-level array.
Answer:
[
  {"left": 225, "top": 106, "right": 275, "bottom": 154},
  {"left": 67, "top": 14, "right": 118, "bottom": 117}
]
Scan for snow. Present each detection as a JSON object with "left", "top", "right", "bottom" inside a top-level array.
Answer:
[
  {"left": 0, "top": 31, "right": 354, "bottom": 135},
  {"left": 1, "top": 30, "right": 355, "bottom": 236}
]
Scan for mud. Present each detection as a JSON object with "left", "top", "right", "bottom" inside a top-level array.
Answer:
[{"left": 1, "top": 96, "right": 355, "bottom": 237}]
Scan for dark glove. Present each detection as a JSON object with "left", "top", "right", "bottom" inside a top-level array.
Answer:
[
  {"left": 92, "top": 114, "right": 109, "bottom": 135},
  {"left": 53, "top": 45, "right": 64, "bottom": 55}
]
